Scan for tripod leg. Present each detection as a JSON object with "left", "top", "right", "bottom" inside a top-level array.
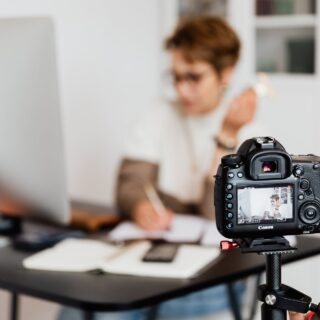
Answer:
[
  {"left": 10, "top": 293, "right": 19, "bottom": 320},
  {"left": 248, "top": 273, "right": 262, "bottom": 320},
  {"left": 83, "top": 311, "right": 94, "bottom": 320},
  {"left": 261, "top": 303, "right": 286, "bottom": 320},
  {"left": 146, "top": 305, "right": 159, "bottom": 320},
  {"left": 227, "top": 282, "right": 242, "bottom": 320}
]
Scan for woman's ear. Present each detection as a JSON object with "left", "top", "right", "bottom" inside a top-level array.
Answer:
[{"left": 220, "top": 66, "right": 235, "bottom": 86}]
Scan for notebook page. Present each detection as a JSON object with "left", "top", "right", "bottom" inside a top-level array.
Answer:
[
  {"left": 101, "top": 241, "right": 220, "bottom": 279},
  {"left": 200, "top": 222, "right": 226, "bottom": 247},
  {"left": 108, "top": 213, "right": 206, "bottom": 243},
  {"left": 23, "top": 239, "right": 119, "bottom": 272}
]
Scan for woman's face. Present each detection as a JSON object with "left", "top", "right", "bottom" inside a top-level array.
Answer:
[
  {"left": 170, "top": 49, "right": 233, "bottom": 115},
  {"left": 271, "top": 198, "right": 281, "bottom": 209}
]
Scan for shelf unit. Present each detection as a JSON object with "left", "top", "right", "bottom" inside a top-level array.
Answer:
[
  {"left": 255, "top": 15, "right": 316, "bottom": 28},
  {"left": 161, "top": 0, "right": 320, "bottom": 82},
  {"left": 254, "top": 0, "right": 318, "bottom": 75}
]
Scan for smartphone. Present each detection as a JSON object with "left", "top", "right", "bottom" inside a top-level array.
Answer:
[{"left": 142, "top": 243, "right": 178, "bottom": 263}]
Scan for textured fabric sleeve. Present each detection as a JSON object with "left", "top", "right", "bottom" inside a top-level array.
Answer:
[
  {"left": 115, "top": 158, "right": 159, "bottom": 217},
  {"left": 198, "top": 178, "right": 215, "bottom": 220}
]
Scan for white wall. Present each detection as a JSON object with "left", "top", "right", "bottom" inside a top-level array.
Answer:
[
  {"left": 1, "top": 0, "right": 319, "bottom": 206},
  {"left": 0, "top": 0, "right": 162, "bottom": 206},
  {"left": 229, "top": 0, "right": 320, "bottom": 155}
]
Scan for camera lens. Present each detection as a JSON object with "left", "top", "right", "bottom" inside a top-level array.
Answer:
[{"left": 262, "top": 161, "right": 277, "bottom": 173}]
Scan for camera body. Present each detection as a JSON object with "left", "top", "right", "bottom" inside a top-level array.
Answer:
[{"left": 214, "top": 137, "right": 320, "bottom": 238}]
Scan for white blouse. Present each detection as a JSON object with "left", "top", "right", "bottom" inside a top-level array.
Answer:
[{"left": 123, "top": 99, "right": 266, "bottom": 203}]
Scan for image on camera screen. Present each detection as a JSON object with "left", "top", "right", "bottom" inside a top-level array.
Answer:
[{"left": 237, "top": 185, "right": 293, "bottom": 224}]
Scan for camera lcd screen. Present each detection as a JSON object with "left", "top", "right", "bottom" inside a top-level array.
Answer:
[{"left": 237, "top": 185, "right": 293, "bottom": 225}]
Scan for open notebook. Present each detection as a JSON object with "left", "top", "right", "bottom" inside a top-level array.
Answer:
[
  {"left": 107, "top": 214, "right": 230, "bottom": 247},
  {"left": 23, "top": 238, "right": 220, "bottom": 279}
]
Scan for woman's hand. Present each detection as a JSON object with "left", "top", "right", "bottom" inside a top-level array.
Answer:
[
  {"left": 132, "top": 200, "right": 173, "bottom": 230},
  {"left": 289, "top": 311, "right": 308, "bottom": 320},
  {"left": 220, "top": 88, "right": 257, "bottom": 140},
  {"left": 288, "top": 311, "right": 318, "bottom": 320}
]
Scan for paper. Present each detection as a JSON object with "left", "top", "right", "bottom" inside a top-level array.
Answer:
[
  {"left": 200, "top": 222, "right": 226, "bottom": 247},
  {"left": 107, "top": 213, "right": 206, "bottom": 243},
  {"left": 23, "top": 238, "right": 220, "bottom": 279},
  {"left": 23, "top": 239, "right": 119, "bottom": 272}
]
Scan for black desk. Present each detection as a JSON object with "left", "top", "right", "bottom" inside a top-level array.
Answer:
[{"left": 0, "top": 228, "right": 319, "bottom": 320}]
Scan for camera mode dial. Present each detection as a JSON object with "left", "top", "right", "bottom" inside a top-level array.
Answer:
[{"left": 222, "top": 154, "right": 242, "bottom": 167}]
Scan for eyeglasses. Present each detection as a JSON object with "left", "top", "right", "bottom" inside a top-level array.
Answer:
[{"left": 169, "top": 70, "right": 211, "bottom": 87}]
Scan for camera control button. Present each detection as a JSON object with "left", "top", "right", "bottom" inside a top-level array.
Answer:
[
  {"left": 306, "top": 209, "right": 316, "bottom": 219},
  {"left": 237, "top": 172, "right": 244, "bottom": 178},
  {"left": 298, "top": 194, "right": 304, "bottom": 200},
  {"left": 222, "top": 154, "right": 241, "bottom": 167},
  {"left": 228, "top": 172, "right": 234, "bottom": 179},
  {"left": 303, "top": 225, "right": 314, "bottom": 232},
  {"left": 305, "top": 188, "right": 313, "bottom": 196},
  {"left": 294, "top": 166, "right": 304, "bottom": 177},
  {"left": 300, "top": 179, "right": 310, "bottom": 190},
  {"left": 226, "top": 203, "right": 233, "bottom": 209},
  {"left": 226, "top": 193, "right": 233, "bottom": 200},
  {"left": 226, "top": 183, "right": 233, "bottom": 191},
  {"left": 313, "top": 163, "right": 320, "bottom": 170},
  {"left": 226, "top": 222, "right": 233, "bottom": 229},
  {"left": 226, "top": 212, "right": 233, "bottom": 219}
]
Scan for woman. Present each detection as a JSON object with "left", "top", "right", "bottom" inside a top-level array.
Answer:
[
  {"left": 263, "top": 194, "right": 283, "bottom": 220},
  {"left": 115, "top": 15, "right": 265, "bottom": 319},
  {"left": 59, "top": 16, "right": 264, "bottom": 320},
  {"left": 117, "top": 16, "right": 262, "bottom": 229}
]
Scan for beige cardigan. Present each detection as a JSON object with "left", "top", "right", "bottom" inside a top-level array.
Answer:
[{"left": 116, "top": 158, "right": 214, "bottom": 220}]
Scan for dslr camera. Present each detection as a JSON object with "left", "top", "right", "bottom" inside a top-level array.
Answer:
[{"left": 214, "top": 137, "right": 320, "bottom": 238}]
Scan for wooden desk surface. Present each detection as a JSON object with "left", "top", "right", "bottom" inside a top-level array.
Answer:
[{"left": 0, "top": 223, "right": 318, "bottom": 312}]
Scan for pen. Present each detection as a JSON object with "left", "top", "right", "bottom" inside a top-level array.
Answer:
[{"left": 143, "top": 184, "right": 166, "bottom": 216}]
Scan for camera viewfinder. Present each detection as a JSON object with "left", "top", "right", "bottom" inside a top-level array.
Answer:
[{"left": 262, "top": 161, "right": 277, "bottom": 173}]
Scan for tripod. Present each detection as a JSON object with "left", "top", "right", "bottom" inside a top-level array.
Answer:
[{"left": 222, "top": 237, "right": 320, "bottom": 320}]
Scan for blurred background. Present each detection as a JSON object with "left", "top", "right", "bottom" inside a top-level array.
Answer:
[
  {"left": 0, "top": 0, "right": 318, "bottom": 207},
  {"left": 0, "top": 0, "right": 319, "bottom": 319}
]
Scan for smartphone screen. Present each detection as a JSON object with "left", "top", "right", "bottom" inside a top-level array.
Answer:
[{"left": 142, "top": 243, "right": 178, "bottom": 263}]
